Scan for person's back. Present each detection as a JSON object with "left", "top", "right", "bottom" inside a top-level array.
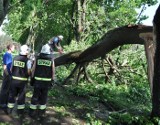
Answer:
[
  {"left": 29, "top": 44, "right": 55, "bottom": 118},
  {"left": 34, "top": 53, "right": 53, "bottom": 87},
  {"left": 12, "top": 55, "right": 29, "bottom": 81},
  {"left": 7, "top": 45, "right": 31, "bottom": 115}
]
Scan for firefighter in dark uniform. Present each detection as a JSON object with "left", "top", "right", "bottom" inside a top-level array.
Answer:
[
  {"left": 7, "top": 45, "right": 31, "bottom": 115},
  {"left": 29, "top": 44, "right": 55, "bottom": 117}
]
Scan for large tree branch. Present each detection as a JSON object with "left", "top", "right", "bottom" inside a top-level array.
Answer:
[
  {"left": 55, "top": 24, "right": 153, "bottom": 67},
  {"left": 78, "top": 25, "right": 152, "bottom": 62}
]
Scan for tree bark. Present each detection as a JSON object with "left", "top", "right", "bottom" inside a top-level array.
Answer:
[
  {"left": 82, "top": 0, "right": 86, "bottom": 32},
  {"left": 0, "top": 0, "right": 4, "bottom": 22},
  {"left": 0, "top": 0, "right": 9, "bottom": 26},
  {"left": 67, "top": 0, "right": 76, "bottom": 44},
  {"left": 151, "top": 4, "right": 160, "bottom": 117},
  {"left": 74, "top": 0, "right": 87, "bottom": 42},
  {"left": 139, "top": 32, "right": 154, "bottom": 94}
]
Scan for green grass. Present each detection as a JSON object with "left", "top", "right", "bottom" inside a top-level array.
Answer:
[{"left": 47, "top": 80, "right": 154, "bottom": 124}]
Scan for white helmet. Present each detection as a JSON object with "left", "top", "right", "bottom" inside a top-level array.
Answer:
[
  {"left": 20, "top": 45, "right": 29, "bottom": 55},
  {"left": 41, "top": 44, "right": 51, "bottom": 54},
  {"left": 58, "top": 35, "right": 63, "bottom": 40}
]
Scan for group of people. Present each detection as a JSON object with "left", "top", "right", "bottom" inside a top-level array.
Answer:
[{"left": 0, "top": 35, "right": 64, "bottom": 118}]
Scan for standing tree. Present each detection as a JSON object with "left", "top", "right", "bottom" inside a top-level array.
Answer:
[
  {"left": 0, "top": 0, "right": 9, "bottom": 25},
  {"left": 151, "top": 4, "right": 160, "bottom": 117}
]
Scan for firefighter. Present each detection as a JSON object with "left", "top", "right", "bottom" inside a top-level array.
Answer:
[
  {"left": 29, "top": 44, "right": 55, "bottom": 118},
  {"left": 48, "top": 35, "right": 64, "bottom": 54},
  {"left": 7, "top": 45, "right": 31, "bottom": 115}
]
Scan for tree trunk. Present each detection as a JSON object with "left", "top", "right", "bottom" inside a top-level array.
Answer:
[
  {"left": 0, "top": 0, "right": 4, "bottom": 22},
  {"left": 151, "top": 4, "right": 160, "bottom": 117},
  {"left": 0, "top": 0, "right": 9, "bottom": 26},
  {"left": 82, "top": 0, "right": 86, "bottom": 32},
  {"left": 74, "top": 0, "right": 87, "bottom": 42},
  {"left": 144, "top": 36, "right": 154, "bottom": 93},
  {"left": 77, "top": 0, "right": 82, "bottom": 41},
  {"left": 67, "top": 1, "right": 76, "bottom": 44}
]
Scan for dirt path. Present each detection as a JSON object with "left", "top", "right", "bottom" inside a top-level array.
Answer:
[{"left": 0, "top": 81, "right": 108, "bottom": 125}]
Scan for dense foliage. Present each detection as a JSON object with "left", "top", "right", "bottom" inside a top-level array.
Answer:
[{"left": 3, "top": 0, "right": 158, "bottom": 48}]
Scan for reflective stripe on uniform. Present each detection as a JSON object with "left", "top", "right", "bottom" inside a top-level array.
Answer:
[
  {"left": 39, "top": 105, "right": 46, "bottom": 110},
  {"left": 34, "top": 77, "right": 51, "bottom": 81},
  {"left": 12, "top": 76, "right": 28, "bottom": 81},
  {"left": 17, "top": 104, "right": 25, "bottom": 109},
  {"left": 8, "top": 103, "right": 14, "bottom": 108},
  {"left": 30, "top": 104, "right": 37, "bottom": 110}
]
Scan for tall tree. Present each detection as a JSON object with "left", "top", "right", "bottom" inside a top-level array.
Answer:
[
  {"left": 151, "top": 4, "right": 160, "bottom": 117},
  {"left": 0, "top": 0, "right": 9, "bottom": 25}
]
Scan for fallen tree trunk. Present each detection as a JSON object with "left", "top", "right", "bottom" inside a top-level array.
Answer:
[
  {"left": 55, "top": 25, "right": 153, "bottom": 67},
  {"left": 55, "top": 24, "right": 153, "bottom": 87},
  {"left": 55, "top": 24, "right": 154, "bottom": 91}
]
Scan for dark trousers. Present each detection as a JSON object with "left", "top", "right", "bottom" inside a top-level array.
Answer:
[
  {"left": 0, "top": 73, "right": 11, "bottom": 107},
  {"left": 8, "top": 82, "right": 26, "bottom": 106},
  {"left": 31, "top": 87, "right": 49, "bottom": 106}
]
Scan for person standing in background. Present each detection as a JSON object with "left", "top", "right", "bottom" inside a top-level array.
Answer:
[{"left": 0, "top": 44, "right": 15, "bottom": 113}]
